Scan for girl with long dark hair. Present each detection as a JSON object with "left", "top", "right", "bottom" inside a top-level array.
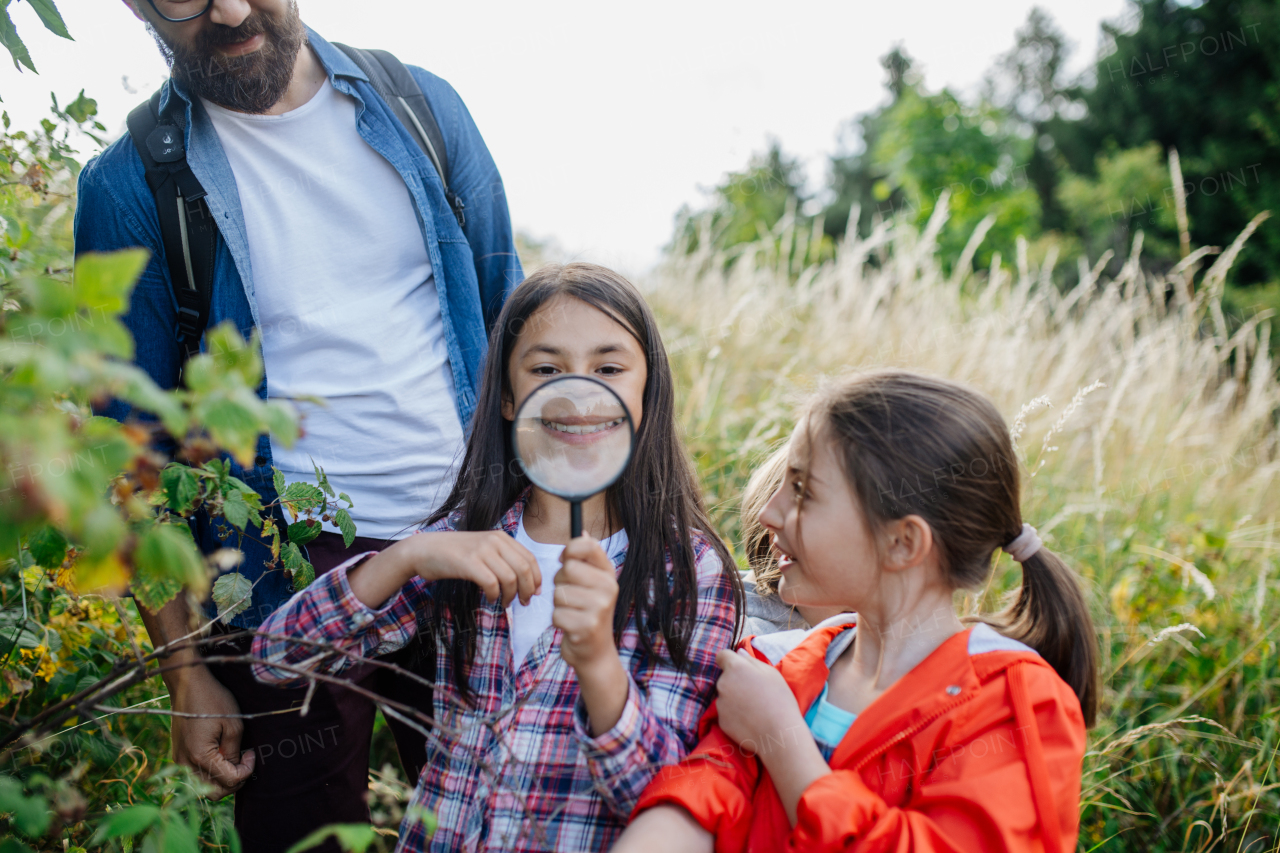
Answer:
[{"left": 253, "top": 263, "right": 743, "bottom": 852}]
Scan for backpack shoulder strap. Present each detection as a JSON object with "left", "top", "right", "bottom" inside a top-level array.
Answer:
[
  {"left": 334, "top": 43, "right": 466, "bottom": 228},
  {"left": 126, "top": 88, "right": 218, "bottom": 381}
]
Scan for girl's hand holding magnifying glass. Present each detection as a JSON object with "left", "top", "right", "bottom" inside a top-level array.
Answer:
[{"left": 552, "top": 535, "right": 628, "bottom": 735}]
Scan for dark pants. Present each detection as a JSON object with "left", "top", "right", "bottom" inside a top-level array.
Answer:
[{"left": 201, "top": 532, "right": 433, "bottom": 853}]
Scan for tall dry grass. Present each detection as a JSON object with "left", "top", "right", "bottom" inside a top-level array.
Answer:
[{"left": 643, "top": 193, "right": 1280, "bottom": 851}]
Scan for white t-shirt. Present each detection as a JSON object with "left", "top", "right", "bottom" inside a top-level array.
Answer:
[
  {"left": 509, "top": 513, "right": 629, "bottom": 669},
  {"left": 204, "top": 81, "right": 464, "bottom": 540}
]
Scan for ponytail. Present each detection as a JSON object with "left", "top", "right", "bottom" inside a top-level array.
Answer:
[{"left": 998, "top": 547, "right": 1097, "bottom": 726}]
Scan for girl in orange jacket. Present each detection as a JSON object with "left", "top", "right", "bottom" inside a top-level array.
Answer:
[{"left": 614, "top": 370, "right": 1096, "bottom": 853}]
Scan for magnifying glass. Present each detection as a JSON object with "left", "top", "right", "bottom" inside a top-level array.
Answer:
[{"left": 512, "top": 375, "right": 635, "bottom": 539}]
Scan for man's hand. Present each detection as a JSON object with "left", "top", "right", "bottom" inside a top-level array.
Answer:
[
  {"left": 169, "top": 667, "right": 256, "bottom": 799},
  {"left": 134, "top": 595, "right": 254, "bottom": 800}
]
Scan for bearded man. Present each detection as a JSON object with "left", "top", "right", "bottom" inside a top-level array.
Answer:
[{"left": 73, "top": 2, "right": 521, "bottom": 850}]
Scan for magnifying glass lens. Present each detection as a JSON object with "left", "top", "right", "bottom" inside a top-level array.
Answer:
[{"left": 513, "top": 376, "right": 634, "bottom": 504}]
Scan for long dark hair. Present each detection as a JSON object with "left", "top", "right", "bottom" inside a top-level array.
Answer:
[
  {"left": 428, "top": 263, "right": 742, "bottom": 697},
  {"left": 804, "top": 370, "right": 1098, "bottom": 726}
]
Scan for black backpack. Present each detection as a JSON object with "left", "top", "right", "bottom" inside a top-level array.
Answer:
[{"left": 126, "top": 45, "right": 465, "bottom": 378}]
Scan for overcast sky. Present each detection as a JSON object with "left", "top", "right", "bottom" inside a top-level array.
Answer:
[{"left": 2, "top": 0, "right": 1132, "bottom": 273}]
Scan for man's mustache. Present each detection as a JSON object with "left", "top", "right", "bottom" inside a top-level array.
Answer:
[{"left": 194, "top": 16, "right": 269, "bottom": 53}]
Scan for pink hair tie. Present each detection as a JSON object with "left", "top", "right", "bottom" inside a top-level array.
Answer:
[{"left": 1003, "top": 524, "right": 1042, "bottom": 562}]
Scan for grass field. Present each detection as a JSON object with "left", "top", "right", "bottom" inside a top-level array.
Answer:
[{"left": 642, "top": 199, "right": 1280, "bottom": 851}]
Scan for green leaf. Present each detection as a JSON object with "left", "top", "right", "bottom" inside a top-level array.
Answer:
[
  {"left": 338, "top": 492, "right": 353, "bottom": 508},
  {"left": 64, "top": 89, "right": 96, "bottom": 123},
  {"left": 281, "top": 482, "right": 326, "bottom": 517},
  {"left": 286, "top": 518, "right": 321, "bottom": 546},
  {"left": 133, "top": 523, "right": 206, "bottom": 611},
  {"left": 202, "top": 458, "right": 230, "bottom": 482},
  {"left": 114, "top": 364, "right": 187, "bottom": 436},
  {"left": 222, "top": 490, "right": 252, "bottom": 531},
  {"left": 272, "top": 467, "right": 286, "bottom": 497},
  {"left": 27, "top": 0, "right": 70, "bottom": 40},
  {"left": 79, "top": 502, "right": 127, "bottom": 559},
  {"left": 0, "top": 4, "right": 35, "bottom": 73},
  {"left": 0, "top": 835, "right": 37, "bottom": 853},
  {"left": 264, "top": 399, "right": 299, "bottom": 448},
  {"left": 225, "top": 476, "right": 260, "bottom": 500},
  {"left": 200, "top": 398, "right": 262, "bottom": 465},
  {"left": 0, "top": 775, "right": 24, "bottom": 811},
  {"left": 281, "top": 541, "right": 303, "bottom": 573},
  {"left": 282, "top": 542, "right": 314, "bottom": 591},
  {"left": 266, "top": 518, "right": 282, "bottom": 563},
  {"left": 311, "top": 459, "right": 335, "bottom": 498},
  {"left": 182, "top": 324, "right": 263, "bottom": 396},
  {"left": 92, "top": 804, "right": 161, "bottom": 842},
  {"left": 292, "top": 560, "right": 315, "bottom": 591},
  {"left": 26, "top": 525, "right": 67, "bottom": 568},
  {"left": 11, "top": 791, "right": 50, "bottom": 839},
  {"left": 158, "top": 813, "right": 199, "bottom": 853},
  {"left": 334, "top": 509, "right": 357, "bottom": 549},
  {"left": 160, "top": 464, "right": 200, "bottom": 514},
  {"left": 284, "top": 824, "right": 379, "bottom": 853},
  {"left": 283, "top": 481, "right": 326, "bottom": 505},
  {"left": 73, "top": 250, "right": 149, "bottom": 317},
  {"left": 0, "top": 614, "right": 43, "bottom": 653},
  {"left": 211, "top": 572, "right": 252, "bottom": 623}
]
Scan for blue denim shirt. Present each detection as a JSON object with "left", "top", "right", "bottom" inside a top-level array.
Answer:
[{"left": 74, "top": 29, "right": 522, "bottom": 627}]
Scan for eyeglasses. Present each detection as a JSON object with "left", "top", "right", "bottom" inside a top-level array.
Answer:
[{"left": 145, "top": 0, "right": 213, "bottom": 23}]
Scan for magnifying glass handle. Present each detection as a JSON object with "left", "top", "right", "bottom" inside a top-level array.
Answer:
[{"left": 570, "top": 501, "right": 583, "bottom": 540}]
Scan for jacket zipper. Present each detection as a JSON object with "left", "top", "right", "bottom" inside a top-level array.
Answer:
[{"left": 850, "top": 692, "right": 978, "bottom": 774}]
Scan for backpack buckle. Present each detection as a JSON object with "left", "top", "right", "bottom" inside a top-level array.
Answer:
[{"left": 146, "top": 124, "right": 185, "bottom": 163}]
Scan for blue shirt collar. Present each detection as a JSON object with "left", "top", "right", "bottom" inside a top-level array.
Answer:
[{"left": 304, "top": 25, "right": 368, "bottom": 84}]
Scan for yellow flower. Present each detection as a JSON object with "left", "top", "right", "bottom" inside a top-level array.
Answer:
[
  {"left": 18, "top": 644, "right": 46, "bottom": 662},
  {"left": 18, "top": 645, "right": 58, "bottom": 682},
  {"left": 34, "top": 655, "right": 58, "bottom": 681},
  {"left": 53, "top": 563, "right": 77, "bottom": 592}
]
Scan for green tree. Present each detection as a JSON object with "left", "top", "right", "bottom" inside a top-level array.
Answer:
[
  {"left": 822, "top": 47, "right": 915, "bottom": 241},
  {"left": 988, "top": 7, "right": 1074, "bottom": 233},
  {"left": 822, "top": 45, "right": 1048, "bottom": 274},
  {"left": 674, "top": 141, "right": 832, "bottom": 270},
  {"left": 681, "top": 141, "right": 806, "bottom": 251},
  {"left": 1053, "top": 0, "right": 1280, "bottom": 283},
  {"left": 1057, "top": 141, "right": 1181, "bottom": 264},
  {"left": 866, "top": 85, "right": 1042, "bottom": 271}
]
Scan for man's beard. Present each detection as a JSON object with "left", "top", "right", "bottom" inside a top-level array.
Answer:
[{"left": 153, "top": 2, "right": 306, "bottom": 114}]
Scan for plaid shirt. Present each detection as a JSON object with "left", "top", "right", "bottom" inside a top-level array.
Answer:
[{"left": 252, "top": 494, "right": 738, "bottom": 852}]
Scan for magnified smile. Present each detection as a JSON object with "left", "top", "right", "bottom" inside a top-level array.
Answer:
[
  {"left": 540, "top": 417, "right": 624, "bottom": 435},
  {"left": 539, "top": 415, "right": 627, "bottom": 447}
]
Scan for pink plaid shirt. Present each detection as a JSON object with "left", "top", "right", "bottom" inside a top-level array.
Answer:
[{"left": 252, "top": 495, "right": 738, "bottom": 852}]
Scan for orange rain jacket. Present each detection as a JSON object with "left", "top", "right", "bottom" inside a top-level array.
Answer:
[{"left": 633, "top": 618, "right": 1086, "bottom": 853}]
